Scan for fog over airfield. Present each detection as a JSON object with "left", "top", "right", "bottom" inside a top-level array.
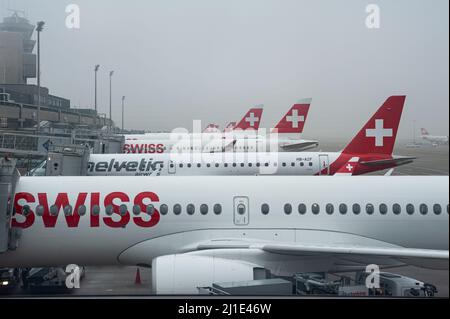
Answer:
[{"left": 1, "top": 0, "right": 448, "bottom": 143}]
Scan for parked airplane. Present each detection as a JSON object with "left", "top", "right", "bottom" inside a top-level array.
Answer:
[
  {"left": 0, "top": 175, "right": 448, "bottom": 295},
  {"left": 124, "top": 107, "right": 265, "bottom": 141},
  {"left": 421, "top": 128, "right": 449, "bottom": 146},
  {"left": 123, "top": 100, "right": 319, "bottom": 153},
  {"left": 87, "top": 96, "right": 414, "bottom": 176}
]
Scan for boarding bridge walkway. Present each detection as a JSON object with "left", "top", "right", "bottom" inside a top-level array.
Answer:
[
  {"left": 0, "top": 131, "right": 124, "bottom": 159},
  {"left": 0, "top": 101, "right": 112, "bottom": 129}
]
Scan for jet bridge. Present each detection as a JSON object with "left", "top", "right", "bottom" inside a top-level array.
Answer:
[{"left": 0, "top": 157, "right": 21, "bottom": 253}]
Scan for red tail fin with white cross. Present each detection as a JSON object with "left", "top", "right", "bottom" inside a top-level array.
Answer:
[
  {"left": 234, "top": 107, "right": 264, "bottom": 131},
  {"left": 342, "top": 96, "right": 406, "bottom": 155},
  {"left": 273, "top": 98, "right": 311, "bottom": 133}
]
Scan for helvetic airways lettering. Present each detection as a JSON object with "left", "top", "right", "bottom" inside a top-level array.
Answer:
[
  {"left": 12, "top": 192, "right": 161, "bottom": 229},
  {"left": 87, "top": 158, "right": 164, "bottom": 173}
]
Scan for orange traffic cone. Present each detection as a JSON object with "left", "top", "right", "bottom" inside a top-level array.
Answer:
[{"left": 135, "top": 268, "right": 142, "bottom": 285}]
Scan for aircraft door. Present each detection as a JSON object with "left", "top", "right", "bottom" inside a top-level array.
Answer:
[
  {"left": 168, "top": 160, "right": 176, "bottom": 174},
  {"left": 319, "top": 154, "right": 330, "bottom": 175},
  {"left": 234, "top": 197, "right": 249, "bottom": 226}
]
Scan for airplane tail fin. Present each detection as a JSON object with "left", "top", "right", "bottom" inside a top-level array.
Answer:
[
  {"left": 342, "top": 96, "right": 406, "bottom": 155},
  {"left": 233, "top": 106, "right": 264, "bottom": 131},
  {"left": 224, "top": 122, "right": 237, "bottom": 133},
  {"left": 421, "top": 128, "right": 429, "bottom": 136},
  {"left": 273, "top": 98, "right": 311, "bottom": 134},
  {"left": 203, "top": 124, "right": 220, "bottom": 133}
]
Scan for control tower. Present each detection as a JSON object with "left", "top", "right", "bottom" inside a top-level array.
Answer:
[{"left": 0, "top": 11, "right": 37, "bottom": 84}]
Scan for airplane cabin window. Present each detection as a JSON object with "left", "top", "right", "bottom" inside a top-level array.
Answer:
[
  {"left": 379, "top": 204, "right": 388, "bottom": 215},
  {"left": 187, "top": 164, "right": 192, "bottom": 168},
  {"left": 105, "top": 205, "right": 114, "bottom": 216},
  {"left": 36, "top": 205, "right": 45, "bottom": 217},
  {"left": 207, "top": 164, "right": 211, "bottom": 168},
  {"left": 214, "top": 204, "right": 222, "bottom": 215},
  {"left": 160, "top": 204, "right": 168, "bottom": 215},
  {"left": 216, "top": 163, "right": 220, "bottom": 168},
  {"left": 197, "top": 164, "right": 201, "bottom": 168},
  {"left": 393, "top": 204, "right": 401, "bottom": 215},
  {"left": 132, "top": 205, "right": 141, "bottom": 215},
  {"left": 352, "top": 204, "right": 361, "bottom": 215},
  {"left": 173, "top": 204, "right": 182, "bottom": 215},
  {"left": 50, "top": 205, "right": 59, "bottom": 216},
  {"left": 366, "top": 204, "right": 374, "bottom": 215},
  {"left": 339, "top": 204, "right": 348, "bottom": 215},
  {"left": 406, "top": 204, "right": 415, "bottom": 215},
  {"left": 326, "top": 204, "right": 334, "bottom": 215},
  {"left": 284, "top": 204, "right": 293, "bottom": 215},
  {"left": 224, "top": 163, "right": 228, "bottom": 168},
  {"left": 78, "top": 205, "right": 87, "bottom": 216},
  {"left": 92, "top": 205, "right": 101, "bottom": 216},
  {"left": 291, "top": 163, "right": 295, "bottom": 167},
  {"left": 300, "top": 162, "right": 305, "bottom": 167},
  {"left": 261, "top": 204, "right": 270, "bottom": 215},
  {"left": 233, "top": 163, "right": 237, "bottom": 167},
  {"left": 248, "top": 163, "right": 253, "bottom": 167},
  {"left": 419, "top": 204, "right": 428, "bottom": 215},
  {"left": 309, "top": 162, "right": 313, "bottom": 167},
  {"left": 179, "top": 164, "right": 184, "bottom": 168},
  {"left": 146, "top": 205, "right": 155, "bottom": 215},
  {"left": 200, "top": 204, "right": 208, "bottom": 215},
  {"left": 312, "top": 203, "right": 320, "bottom": 215},
  {"left": 298, "top": 204, "right": 307, "bottom": 215},
  {"left": 22, "top": 205, "right": 31, "bottom": 216},
  {"left": 119, "top": 204, "right": 128, "bottom": 216},
  {"left": 64, "top": 205, "right": 73, "bottom": 216},
  {"left": 282, "top": 163, "right": 287, "bottom": 167},
  {"left": 433, "top": 204, "right": 442, "bottom": 215},
  {"left": 256, "top": 163, "right": 261, "bottom": 167},
  {"left": 241, "top": 163, "right": 245, "bottom": 167},
  {"left": 187, "top": 204, "right": 195, "bottom": 215}
]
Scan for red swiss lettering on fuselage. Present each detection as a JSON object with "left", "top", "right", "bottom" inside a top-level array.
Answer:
[
  {"left": 11, "top": 192, "right": 161, "bottom": 229},
  {"left": 123, "top": 143, "right": 165, "bottom": 154}
]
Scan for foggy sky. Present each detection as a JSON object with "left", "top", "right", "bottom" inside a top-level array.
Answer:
[{"left": 1, "top": 0, "right": 448, "bottom": 142}]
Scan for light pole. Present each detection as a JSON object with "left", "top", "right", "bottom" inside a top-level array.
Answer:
[
  {"left": 36, "top": 21, "right": 45, "bottom": 134},
  {"left": 109, "top": 70, "right": 114, "bottom": 132},
  {"left": 94, "top": 65, "right": 100, "bottom": 113},
  {"left": 121, "top": 96, "right": 125, "bottom": 132}
]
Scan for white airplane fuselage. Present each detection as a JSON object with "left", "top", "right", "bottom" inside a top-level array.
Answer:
[
  {"left": 88, "top": 152, "right": 341, "bottom": 176},
  {"left": 422, "top": 135, "right": 449, "bottom": 145},
  {"left": 123, "top": 134, "right": 318, "bottom": 154},
  {"left": 0, "top": 176, "right": 448, "bottom": 270}
]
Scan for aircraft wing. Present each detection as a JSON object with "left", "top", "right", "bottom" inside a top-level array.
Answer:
[
  {"left": 360, "top": 156, "right": 416, "bottom": 167},
  {"left": 279, "top": 140, "right": 319, "bottom": 152},
  {"left": 194, "top": 239, "right": 449, "bottom": 271}
]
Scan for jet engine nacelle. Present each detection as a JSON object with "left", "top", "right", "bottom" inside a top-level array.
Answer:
[{"left": 152, "top": 254, "right": 261, "bottom": 295}]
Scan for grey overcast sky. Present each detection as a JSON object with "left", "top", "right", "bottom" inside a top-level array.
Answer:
[{"left": 1, "top": 0, "right": 448, "bottom": 142}]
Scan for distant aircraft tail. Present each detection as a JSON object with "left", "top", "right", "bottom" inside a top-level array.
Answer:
[
  {"left": 233, "top": 106, "right": 264, "bottom": 131},
  {"left": 421, "top": 128, "right": 429, "bottom": 136},
  {"left": 224, "top": 122, "right": 237, "bottom": 133},
  {"left": 342, "top": 96, "right": 406, "bottom": 155},
  {"left": 273, "top": 98, "right": 311, "bottom": 134},
  {"left": 203, "top": 124, "right": 220, "bottom": 133}
]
